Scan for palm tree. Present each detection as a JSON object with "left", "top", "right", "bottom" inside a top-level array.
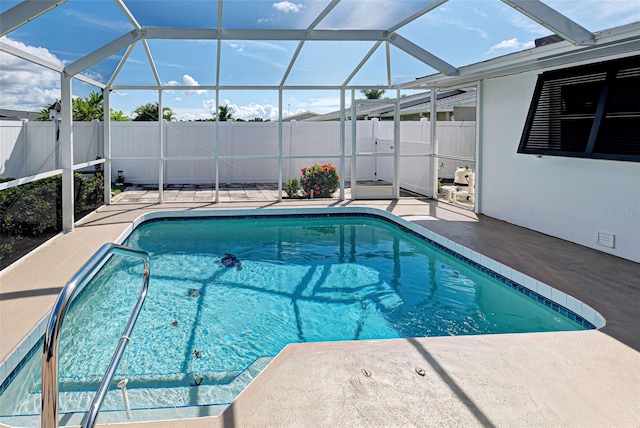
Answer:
[
  {"left": 361, "top": 89, "right": 386, "bottom": 99},
  {"left": 36, "top": 105, "right": 53, "bottom": 121},
  {"left": 133, "top": 102, "right": 174, "bottom": 121},
  {"left": 110, "top": 109, "right": 129, "bottom": 121},
  {"left": 218, "top": 104, "right": 234, "bottom": 121},
  {"left": 72, "top": 91, "right": 103, "bottom": 121},
  {"left": 36, "top": 92, "right": 105, "bottom": 121}
]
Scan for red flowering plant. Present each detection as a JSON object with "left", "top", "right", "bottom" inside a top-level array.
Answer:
[{"left": 300, "top": 163, "right": 339, "bottom": 198}]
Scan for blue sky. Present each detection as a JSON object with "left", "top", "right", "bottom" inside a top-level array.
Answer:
[{"left": 1, "top": 0, "right": 639, "bottom": 120}]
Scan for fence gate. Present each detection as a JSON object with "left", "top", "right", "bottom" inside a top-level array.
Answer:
[{"left": 352, "top": 101, "right": 399, "bottom": 199}]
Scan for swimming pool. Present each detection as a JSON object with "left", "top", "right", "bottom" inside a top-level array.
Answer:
[{"left": 0, "top": 208, "right": 603, "bottom": 426}]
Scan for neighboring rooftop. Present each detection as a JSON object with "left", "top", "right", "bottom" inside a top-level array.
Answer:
[
  {"left": 0, "top": 108, "right": 39, "bottom": 121},
  {"left": 306, "top": 89, "right": 477, "bottom": 121}
]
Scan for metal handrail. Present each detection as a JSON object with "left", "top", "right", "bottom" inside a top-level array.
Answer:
[{"left": 41, "top": 243, "right": 150, "bottom": 428}]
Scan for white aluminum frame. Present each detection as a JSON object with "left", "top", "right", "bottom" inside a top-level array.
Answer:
[{"left": 3, "top": 0, "right": 639, "bottom": 233}]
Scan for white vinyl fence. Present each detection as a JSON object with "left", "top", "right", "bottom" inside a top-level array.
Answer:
[{"left": 1, "top": 119, "right": 475, "bottom": 195}]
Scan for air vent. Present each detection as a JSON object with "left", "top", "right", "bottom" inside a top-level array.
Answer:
[
  {"left": 141, "top": 29, "right": 148, "bottom": 37},
  {"left": 130, "top": 29, "right": 138, "bottom": 38},
  {"left": 389, "top": 32, "right": 398, "bottom": 41},
  {"left": 596, "top": 231, "right": 615, "bottom": 248}
]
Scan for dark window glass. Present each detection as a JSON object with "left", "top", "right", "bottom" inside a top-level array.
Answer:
[{"left": 518, "top": 55, "right": 639, "bottom": 162}]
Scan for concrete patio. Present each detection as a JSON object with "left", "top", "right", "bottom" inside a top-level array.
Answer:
[{"left": 1, "top": 192, "right": 638, "bottom": 427}]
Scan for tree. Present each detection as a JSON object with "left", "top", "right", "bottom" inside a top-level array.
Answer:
[
  {"left": 248, "top": 117, "right": 270, "bottom": 122},
  {"left": 36, "top": 106, "right": 52, "bottom": 121},
  {"left": 132, "top": 102, "right": 174, "bottom": 121},
  {"left": 36, "top": 92, "right": 128, "bottom": 122},
  {"left": 218, "top": 104, "right": 234, "bottom": 121},
  {"left": 72, "top": 91, "right": 103, "bottom": 121},
  {"left": 110, "top": 109, "right": 129, "bottom": 121},
  {"left": 361, "top": 89, "right": 386, "bottom": 99}
]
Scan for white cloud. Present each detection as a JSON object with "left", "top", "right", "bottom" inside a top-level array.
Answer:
[
  {"left": 172, "top": 107, "right": 215, "bottom": 122},
  {"left": 273, "top": 1, "right": 303, "bottom": 13},
  {"left": 203, "top": 99, "right": 218, "bottom": 116},
  {"left": 487, "top": 38, "right": 535, "bottom": 53},
  {"left": 228, "top": 101, "right": 279, "bottom": 120},
  {"left": 174, "top": 97, "right": 182, "bottom": 102},
  {"left": 199, "top": 98, "right": 283, "bottom": 121},
  {"left": 0, "top": 37, "right": 63, "bottom": 111},
  {"left": 165, "top": 75, "right": 208, "bottom": 95}
]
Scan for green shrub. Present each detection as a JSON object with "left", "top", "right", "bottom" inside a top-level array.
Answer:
[
  {"left": 284, "top": 177, "right": 303, "bottom": 199},
  {"left": 300, "top": 163, "right": 339, "bottom": 198},
  {"left": 0, "top": 173, "right": 104, "bottom": 269}
]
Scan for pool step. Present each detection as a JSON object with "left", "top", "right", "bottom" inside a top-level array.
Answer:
[
  {"left": 57, "top": 369, "right": 242, "bottom": 391},
  {"left": 3, "top": 357, "right": 272, "bottom": 426}
]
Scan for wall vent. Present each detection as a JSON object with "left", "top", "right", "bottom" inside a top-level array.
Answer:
[{"left": 596, "top": 231, "right": 615, "bottom": 248}]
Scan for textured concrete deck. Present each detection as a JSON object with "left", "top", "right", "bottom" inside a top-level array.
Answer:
[{"left": 1, "top": 190, "right": 639, "bottom": 427}]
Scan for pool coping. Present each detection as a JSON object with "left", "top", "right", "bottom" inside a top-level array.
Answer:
[{"left": 0, "top": 206, "right": 606, "bottom": 420}]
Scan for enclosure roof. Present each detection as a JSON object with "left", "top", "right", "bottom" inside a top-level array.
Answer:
[{"left": 1, "top": 0, "right": 640, "bottom": 95}]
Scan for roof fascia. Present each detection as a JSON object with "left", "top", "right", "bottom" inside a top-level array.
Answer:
[
  {"left": 501, "top": 0, "right": 594, "bottom": 45},
  {"left": 0, "top": 0, "right": 66, "bottom": 37},
  {"left": 400, "top": 22, "right": 640, "bottom": 89}
]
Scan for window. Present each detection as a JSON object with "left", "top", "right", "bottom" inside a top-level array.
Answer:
[{"left": 518, "top": 55, "right": 640, "bottom": 162}]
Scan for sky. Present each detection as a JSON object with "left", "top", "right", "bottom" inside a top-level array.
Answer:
[{"left": 1, "top": 0, "right": 639, "bottom": 121}]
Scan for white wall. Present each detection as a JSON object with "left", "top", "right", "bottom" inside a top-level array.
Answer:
[{"left": 480, "top": 70, "right": 640, "bottom": 263}]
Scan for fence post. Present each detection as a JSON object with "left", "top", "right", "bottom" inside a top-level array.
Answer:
[
  {"left": 430, "top": 88, "right": 438, "bottom": 199},
  {"left": 289, "top": 120, "right": 296, "bottom": 181},
  {"left": 420, "top": 117, "right": 428, "bottom": 143},
  {"left": 226, "top": 120, "right": 233, "bottom": 184},
  {"left": 371, "top": 117, "right": 379, "bottom": 182},
  {"left": 21, "top": 119, "right": 28, "bottom": 178}
]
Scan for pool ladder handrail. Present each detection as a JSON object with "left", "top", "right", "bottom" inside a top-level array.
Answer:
[{"left": 41, "top": 243, "right": 150, "bottom": 428}]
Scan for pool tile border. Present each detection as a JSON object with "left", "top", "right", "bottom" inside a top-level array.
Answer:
[{"left": 0, "top": 206, "right": 605, "bottom": 400}]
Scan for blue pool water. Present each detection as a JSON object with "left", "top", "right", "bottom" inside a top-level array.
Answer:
[{"left": 0, "top": 214, "right": 588, "bottom": 420}]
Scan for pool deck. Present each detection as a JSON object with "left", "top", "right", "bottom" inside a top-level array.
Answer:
[{"left": 1, "top": 190, "right": 639, "bottom": 427}]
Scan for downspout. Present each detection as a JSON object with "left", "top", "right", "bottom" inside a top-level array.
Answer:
[{"left": 474, "top": 80, "right": 483, "bottom": 214}]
